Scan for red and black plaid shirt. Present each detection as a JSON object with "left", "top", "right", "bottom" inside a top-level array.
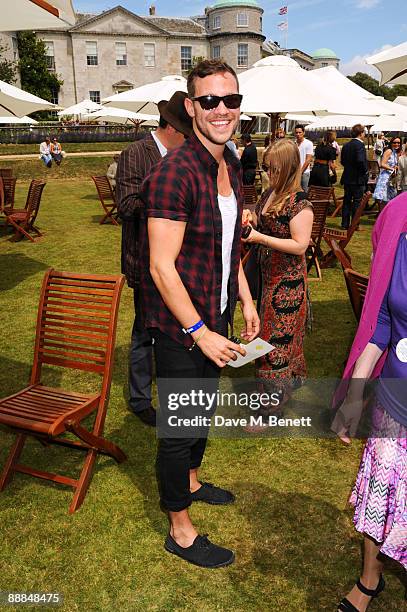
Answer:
[{"left": 139, "top": 133, "right": 243, "bottom": 347}]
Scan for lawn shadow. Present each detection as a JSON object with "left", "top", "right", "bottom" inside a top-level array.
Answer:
[
  {"left": 109, "top": 412, "right": 163, "bottom": 534},
  {"left": 80, "top": 193, "right": 99, "bottom": 201},
  {"left": 227, "top": 482, "right": 405, "bottom": 610},
  {"left": 0, "top": 253, "right": 48, "bottom": 291}
]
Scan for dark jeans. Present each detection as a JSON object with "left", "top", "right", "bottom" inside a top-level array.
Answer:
[
  {"left": 128, "top": 286, "right": 153, "bottom": 413},
  {"left": 152, "top": 315, "right": 228, "bottom": 512},
  {"left": 342, "top": 183, "right": 365, "bottom": 229}
]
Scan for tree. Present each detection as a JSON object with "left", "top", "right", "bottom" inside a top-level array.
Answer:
[
  {"left": 0, "top": 42, "right": 17, "bottom": 84},
  {"left": 347, "top": 71, "right": 407, "bottom": 102},
  {"left": 17, "top": 32, "right": 62, "bottom": 102}
]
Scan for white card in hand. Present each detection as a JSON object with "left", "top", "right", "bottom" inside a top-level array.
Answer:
[{"left": 227, "top": 338, "right": 275, "bottom": 368}]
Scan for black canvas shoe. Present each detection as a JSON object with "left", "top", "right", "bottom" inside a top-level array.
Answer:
[
  {"left": 164, "top": 533, "right": 235, "bottom": 568},
  {"left": 134, "top": 406, "right": 156, "bottom": 427},
  {"left": 190, "top": 482, "right": 235, "bottom": 505}
]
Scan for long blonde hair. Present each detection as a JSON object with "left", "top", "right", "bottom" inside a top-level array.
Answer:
[{"left": 264, "top": 139, "right": 302, "bottom": 216}]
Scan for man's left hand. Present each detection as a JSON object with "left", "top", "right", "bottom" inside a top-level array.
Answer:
[{"left": 240, "top": 301, "right": 260, "bottom": 341}]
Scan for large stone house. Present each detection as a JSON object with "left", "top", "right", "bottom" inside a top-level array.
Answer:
[
  {"left": 22, "top": 2, "right": 265, "bottom": 108},
  {"left": 0, "top": 2, "right": 340, "bottom": 110}
]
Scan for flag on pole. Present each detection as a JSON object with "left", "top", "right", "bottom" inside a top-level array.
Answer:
[
  {"left": 279, "top": 6, "right": 288, "bottom": 15},
  {"left": 277, "top": 21, "right": 288, "bottom": 30}
]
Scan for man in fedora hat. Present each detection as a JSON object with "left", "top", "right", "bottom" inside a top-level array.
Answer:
[{"left": 116, "top": 91, "right": 192, "bottom": 427}]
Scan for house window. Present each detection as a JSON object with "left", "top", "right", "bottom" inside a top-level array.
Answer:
[
  {"left": 321, "top": 62, "right": 328, "bottom": 67},
  {"left": 144, "top": 43, "right": 155, "bottom": 67},
  {"left": 181, "top": 46, "right": 192, "bottom": 71},
  {"left": 44, "top": 41, "right": 55, "bottom": 70},
  {"left": 237, "top": 43, "right": 248, "bottom": 67},
  {"left": 86, "top": 41, "right": 98, "bottom": 66},
  {"left": 212, "top": 45, "right": 220, "bottom": 60},
  {"left": 213, "top": 15, "right": 221, "bottom": 29},
  {"left": 237, "top": 12, "right": 248, "bottom": 27},
  {"left": 50, "top": 88, "right": 59, "bottom": 105},
  {"left": 115, "top": 42, "right": 127, "bottom": 66},
  {"left": 12, "top": 37, "right": 18, "bottom": 61},
  {"left": 89, "top": 90, "right": 100, "bottom": 104}
]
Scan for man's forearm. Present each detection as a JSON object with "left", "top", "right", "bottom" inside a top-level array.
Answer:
[{"left": 238, "top": 260, "right": 254, "bottom": 306}]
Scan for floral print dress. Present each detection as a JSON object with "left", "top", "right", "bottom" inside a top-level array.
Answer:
[{"left": 255, "top": 190, "right": 312, "bottom": 404}]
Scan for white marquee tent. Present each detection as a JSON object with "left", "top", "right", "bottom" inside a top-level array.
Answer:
[
  {"left": 0, "top": 78, "right": 56, "bottom": 117},
  {"left": 366, "top": 42, "right": 407, "bottom": 85},
  {"left": 103, "top": 75, "right": 187, "bottom": 115}
]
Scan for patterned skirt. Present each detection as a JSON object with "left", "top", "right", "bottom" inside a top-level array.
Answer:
[
  {"left": 256, "top": 251, "right": 308, "bottom": 405},
  {"left": 350, "top": 405, "right": 407, "bottom": 570}
]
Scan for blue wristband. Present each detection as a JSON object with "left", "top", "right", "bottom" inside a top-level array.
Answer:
[{"left": 182, "top": 319, "right": 204, "bottom": 334}]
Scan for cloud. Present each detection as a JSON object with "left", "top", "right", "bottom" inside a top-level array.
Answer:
[
  {"left": 355, "top": 0, "right": 381, "bottom": 8},
  {"left": 340, "top": 44, "right": 392, "bottom": 78}
]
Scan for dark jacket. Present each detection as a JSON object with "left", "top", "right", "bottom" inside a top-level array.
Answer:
[
  {"left": 340, "top": 138, "right": 368, "bottom": 186},
  {"left": 240, "top": 143, "right": 258, "bottom": 172},
  {"left": 116, "top": 133, "right": 161, "bottom": 287}
]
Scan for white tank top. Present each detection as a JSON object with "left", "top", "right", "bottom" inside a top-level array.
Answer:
[{"left": 217, "top": 190, "right": 237, "bottom": 314}]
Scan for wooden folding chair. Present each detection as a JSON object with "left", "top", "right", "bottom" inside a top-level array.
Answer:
[
  {"left": 343, "top": 269, "right": 369, "bottom": 321},
  {"left": 5, "top": 180, "right": 46, "bottom": 241},
  {"left": 0, "top": 269, "right": 126, "bottom": 513},
  {"left": 321, "top": 191, "right": 371, "bottom": 268},
  {"left": 243, "top": 184, "right": 258, "bottom": 214},
  {"left": 306, "top": 199, "right": 330, "bottom": 281},
  {"left": 91, "top": 176, "right": 119, "bottom": 226}
]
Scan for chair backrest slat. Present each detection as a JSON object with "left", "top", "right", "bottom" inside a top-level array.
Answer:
[
  {"left": 2, "top": 177, "right": 17, "bottom": 207},
  {"left": 331, "top": 238, "right": 352, "bottom": 269},
  {"left": 0, "top": 168, "right": 13, "bottom": 178},
  {"left": 92, "top": 176, "right": 115, "bottom": 204},
  {"left": 243, "top": 185, "right": 257, "bottom": 213},
  {"left": 307, "top": 185, "right": 334, "bottom": 203},
  {"left": 32, "top": 270, "right": 124, "bottom": 380},
  {"left": 344, "top": 268, "right": 369, "bottom": 321},
  {"left": 311, "top": 200, "right": 330, "bottom": 241}
]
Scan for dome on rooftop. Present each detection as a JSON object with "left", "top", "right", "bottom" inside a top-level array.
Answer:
[
  {"left": 212, "top": 0, "right": 260, "bottom": 8},
  {"left": 312, "top": 48, "right": 338, "bottom": 59}
]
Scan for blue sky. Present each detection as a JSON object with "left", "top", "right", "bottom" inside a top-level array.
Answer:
[{"left": 73, "top": 0, "right": 407, "bottom": 76}]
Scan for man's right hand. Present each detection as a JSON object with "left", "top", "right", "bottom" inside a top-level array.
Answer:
[{"left": 196, "top": 330, "right": 246, "bottom": 368}]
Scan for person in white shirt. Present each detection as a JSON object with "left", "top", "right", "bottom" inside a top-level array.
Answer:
[
  {"left": 106, "top": 155, "right": 119, "bottom": 189},
  {"left": 295, "top": 125, "right": 314, "bottom": 192},
  {"left": 39, "top": 137, "right": 52, "bottom": 168}
]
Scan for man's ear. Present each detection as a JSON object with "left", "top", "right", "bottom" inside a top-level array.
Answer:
[{"left": 184, "top": 97, "right": 195, "bottom": 119}]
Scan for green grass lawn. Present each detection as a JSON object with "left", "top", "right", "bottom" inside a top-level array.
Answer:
[{"left": 0, "top": 180, "right": 405, "bottom": 611}]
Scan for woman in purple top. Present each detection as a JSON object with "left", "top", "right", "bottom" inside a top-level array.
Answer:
[{"left": 333, "top": 194, "right": 407, "bottom": 611}]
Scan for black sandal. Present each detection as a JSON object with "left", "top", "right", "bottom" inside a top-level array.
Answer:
[{"left": 338, "top": 575, "right": 385, "bottom": 611}]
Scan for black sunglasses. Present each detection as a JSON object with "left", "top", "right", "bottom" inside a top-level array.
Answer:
[{"left": 190, "top": 94, "right": 243, "bottom": 110}]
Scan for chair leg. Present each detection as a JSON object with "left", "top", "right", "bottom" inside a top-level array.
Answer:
[
  {"left": 0, "top": 434, "right": 26, "bottom": 491},
  {"left": 68, "top": 423, "right": 127, "bottom": 463},
  {"left": 69, "top": 449, "right": 97, "bottom": 514},
  {"left": 9, "top": 220, "right": 34, "bottom": 242}
]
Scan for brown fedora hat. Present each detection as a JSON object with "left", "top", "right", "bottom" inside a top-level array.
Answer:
[{"left": 157, "top": 91, "right": 192, "bottom": 137}]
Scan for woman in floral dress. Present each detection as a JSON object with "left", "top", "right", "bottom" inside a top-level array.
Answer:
[
  {"left": 373, "top": 137, "right": 402, "bottom": 208},
  {"left": 242, "top": 139, "right": 314, "bottom": 424}
]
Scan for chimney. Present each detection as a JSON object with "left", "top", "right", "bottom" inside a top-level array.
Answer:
[{"left": 149, "top": 5, "right": 156, "bottom": 15}]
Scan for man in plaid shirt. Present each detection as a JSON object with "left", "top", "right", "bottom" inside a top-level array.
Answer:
[{"left": 140, "top": 59, "right": 259, "bottom": 568}]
